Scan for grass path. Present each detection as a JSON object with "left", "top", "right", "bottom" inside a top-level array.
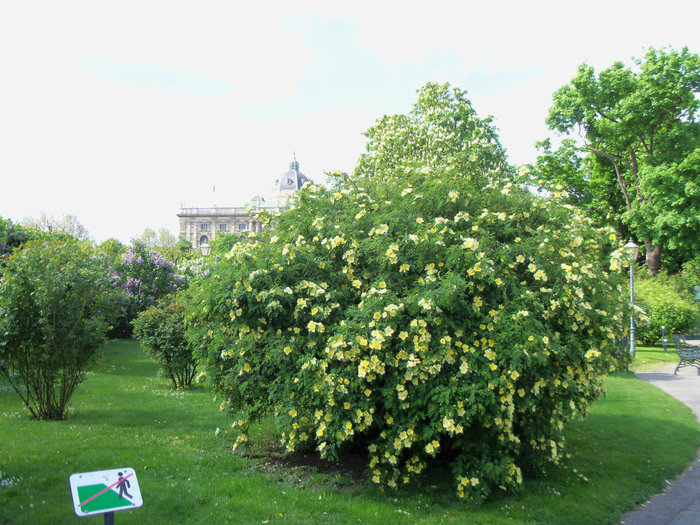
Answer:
[{"left": 1, "top": 340, "right": 698, "bottom": 524}]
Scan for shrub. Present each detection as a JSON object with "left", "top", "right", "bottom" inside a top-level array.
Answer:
[
  {"left": 635, "top": 275, "right": 698, "bottom": 343},
  {"left": 679, "top": 257, "right": 700, "bottom": 296},
  {"left": 110, "top": 242, "right": 183, "bottom": 337},
  {"left": 186, "top": 170, "right": 628, "bottom": 500},
  {"left": 186, "top": 83, "right": 629, "bottom": 500},
  {"left": 0, "top": 239, "right": 115, "bottom": 420},
  {"left": 133, "top": 294, "right": 198, "bottom": 389}
]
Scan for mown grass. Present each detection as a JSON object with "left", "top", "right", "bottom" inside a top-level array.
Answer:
[
  {"left": 631, "top": 344, "right": 683, "bottom": 371},
  {"left": 1, "top": 340, "right": 698, "bottom": 524}
]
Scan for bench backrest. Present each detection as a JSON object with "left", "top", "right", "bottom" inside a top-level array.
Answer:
[
  {"left": 673, "top": 334, "right": 700, "bottom": 357},
  {"left": 672, "top": 334, "right": 683, "bottom": 351}
]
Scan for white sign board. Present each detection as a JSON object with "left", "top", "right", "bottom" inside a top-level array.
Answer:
[{"left": 69, "top": 468, "right": 143, "bottom": 517}]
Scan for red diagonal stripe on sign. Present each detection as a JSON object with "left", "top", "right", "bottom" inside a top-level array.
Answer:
[{"left": 78, "top": 472, "right": 134, "bottom": 508}]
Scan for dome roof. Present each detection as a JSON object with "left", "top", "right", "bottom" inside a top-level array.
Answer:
[{"left": 277, "top": 158, "right": 310, "bottom": 191}]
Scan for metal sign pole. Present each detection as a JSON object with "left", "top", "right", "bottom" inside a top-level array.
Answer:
[{"left": 104, "top": 511, "right": 114, "bottom": 525}]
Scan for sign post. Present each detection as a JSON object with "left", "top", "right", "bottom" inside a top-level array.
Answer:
[{"left": 69, "top": 468, "right": 142, "bottom": 522}]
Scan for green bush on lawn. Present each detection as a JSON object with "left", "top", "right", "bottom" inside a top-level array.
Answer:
[
  {"left": 635, "top": 274, "right": 698, "bottom": 343},
  {"left": 0, "top": 238, "right": 115, "bottom": 420},
  {"left": 134, "top": 293, "right": 199, "bottom": 389},
  {"left": 185, "top": 83, "right": 630, "bottom": 500}
]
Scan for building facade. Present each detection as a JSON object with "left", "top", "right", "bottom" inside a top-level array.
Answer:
[{"left": 177, "top": 158, "right": 310, "bottom": 250}]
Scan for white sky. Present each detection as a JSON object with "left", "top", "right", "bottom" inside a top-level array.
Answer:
[{"left": 1, "top": 1, "right": 698, "bottom": 243}]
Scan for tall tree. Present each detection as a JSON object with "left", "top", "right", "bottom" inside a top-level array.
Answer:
[
  {"left": 22, "top": 212, "right": 92, "bottom": 241},
  {"left": 355, "top": 82, "right": 510, "bottom": 182},
  {"left": 523, "top": 139, "right": 629, "bottom": 240},
  {"left": 134, "top": 227, "right": 180, "bottom": 261},
  {"left": 546, "top": 46, "right": 700, "bottom": 274}
]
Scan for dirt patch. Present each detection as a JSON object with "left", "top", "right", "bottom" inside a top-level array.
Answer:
[
  {"left": 236, "top": 445, "right": 369, "bottom": 492},
  {"left": 279, "top": 450, "right": 367, "bottom": 477}
]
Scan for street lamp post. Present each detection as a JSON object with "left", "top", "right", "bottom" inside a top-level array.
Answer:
[{"left": 623, "top": 239, "right": 640, "bottom": 356}]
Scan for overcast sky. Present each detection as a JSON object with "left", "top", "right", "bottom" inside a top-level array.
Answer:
[{"left": 1, "top": 1, "right": 698, "bottom": 243}]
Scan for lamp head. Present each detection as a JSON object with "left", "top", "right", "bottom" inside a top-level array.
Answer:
[{"left": 622, "top": 238, "right": 639, "bottom": 262}]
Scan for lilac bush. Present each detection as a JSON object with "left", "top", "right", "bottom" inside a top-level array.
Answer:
[{"left": 110, "top": 242, "right": 183, "bottom": 337}]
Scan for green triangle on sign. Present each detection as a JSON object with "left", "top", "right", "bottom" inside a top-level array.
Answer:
[{"left": 77, "top": 483, "right": 134, "bottom": 513}]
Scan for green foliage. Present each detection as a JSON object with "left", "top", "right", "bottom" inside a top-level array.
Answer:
[
  {"left": 679, "top": 257, "right": 700, "bottom": 296},
  {"left": 176, "top": 235, "right": 194, "bottom": 256},
  {"left": 99, "top": 237, "right": 127, "bottom": 266},
  {"left": 633, "top": 148, "right": 700, "bottom": 266},
  {"left": 635, "top": 274, "right": 698, "bottom": 343},
  {"left": 186, "top": 84, "right": 629, "bottom": 501},
  {"left": 0, "top": 216, "right": 28, "bottom": 260},
  {"left": 0, "top": 238, "right": 115, "bottom": 420},
  {"left": 545, "top": 46, "right": 700, "bottom": 274},
  {"left": 522, "top": 140, "right": 629, "bottom": 240},
  {"left": 1, "top": 215, "right": 61, "bottom": 265},
  {"left": 210, "top": 232, "right": 240, "bottom": 255},
  {"left": 133, "top": 294, "right": 198, "bottom": 389}
]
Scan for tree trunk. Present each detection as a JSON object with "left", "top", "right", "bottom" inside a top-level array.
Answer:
[{"left": 645, "top": 240, "right": 662, "bottom": 276}]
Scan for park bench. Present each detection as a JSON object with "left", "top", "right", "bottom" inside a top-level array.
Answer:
[{"left": 671, "top": 335, "right": 700, "bottom": 375}]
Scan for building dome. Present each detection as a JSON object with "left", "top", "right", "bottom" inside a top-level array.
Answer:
[{"left": 276, "top": 158, "right": 310, "bottom": 192}]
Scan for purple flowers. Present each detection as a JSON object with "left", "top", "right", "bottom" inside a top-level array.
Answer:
[{"left": 112, "top": 243, "right": 183, "bottom": 311}]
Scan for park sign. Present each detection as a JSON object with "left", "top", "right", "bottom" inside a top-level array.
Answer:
[{"left": 69, "top": 468, "right": 143, "bottom": 517}]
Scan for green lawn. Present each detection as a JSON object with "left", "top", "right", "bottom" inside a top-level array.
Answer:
[
  {"left": 631, "top": 344, "right": 683, "bottom": 371},
  {"left": 1, "top": 340, "right": 698, "bottom": 524}
]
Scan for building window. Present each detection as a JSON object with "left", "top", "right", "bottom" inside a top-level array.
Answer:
[
  {"left": 219, "top": 223, "right": 228, "bottom": 231},
  {"left": 238, "top": 222, "right": 247, "bottom": 231},
  {"left": 200, "top": 223, "right": 210, "bottom": 231},
  {"left": 200, "top": 235, "right": 209, "bottom": 245}
]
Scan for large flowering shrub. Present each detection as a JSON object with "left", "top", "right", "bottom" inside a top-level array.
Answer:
[
  {"left": 110, "top": 242, "right": 183, "bottom": 337},
  {"left": 186, "top": 160, "right": 628, "bottom": 498}
]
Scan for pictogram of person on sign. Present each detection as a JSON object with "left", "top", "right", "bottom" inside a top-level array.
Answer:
[{"left": 116, "top": 472, "right": 133, "bottom": 500}]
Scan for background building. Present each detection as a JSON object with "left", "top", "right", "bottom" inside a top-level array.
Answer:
[{"left": 178, "top": 158, "right": 310, "bottom": 250}]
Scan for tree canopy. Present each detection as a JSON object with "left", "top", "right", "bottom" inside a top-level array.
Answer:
[
  {"left": 355, "top": 82, "right": 510, "bottom": 181},
  {"left": 522, "top": 139, "right": 628, "bottom": 239},
  {"left": 22, "top": 212, "right": 92, "bottom": 241},
  {"left": 133, "top": 227, "right": 183, "bottom": 261},
  {"left": 545, "top": 46, "right": 700, "bottom": 274}
]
